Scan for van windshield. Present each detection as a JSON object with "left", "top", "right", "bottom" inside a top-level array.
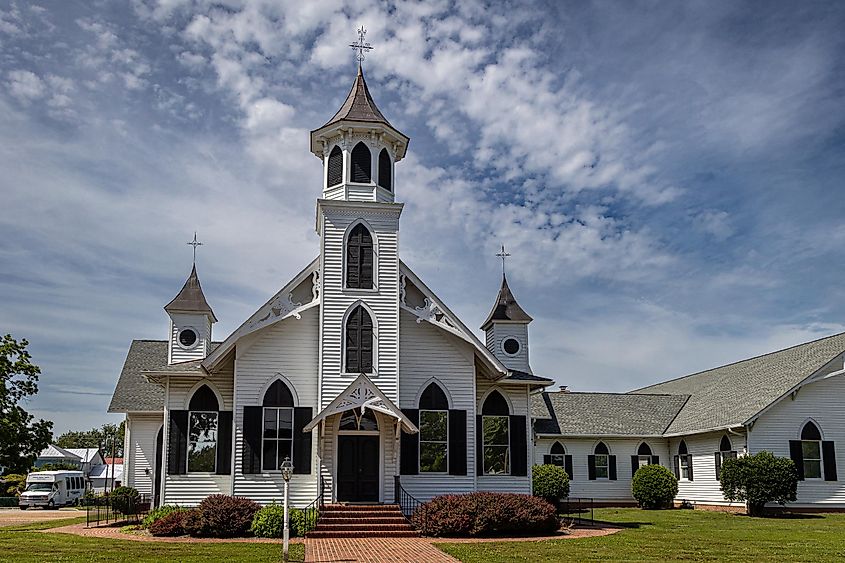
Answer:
[{"left": 25, "top": 483, "right": 54, "bottom": 492}]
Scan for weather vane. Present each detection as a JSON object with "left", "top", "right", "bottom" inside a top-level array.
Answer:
[
  {"left": 349, "top": 26, "right": 373, "bottom": 65},
  {"left": 496, "top": 244, "right": 511, "bottom": 276},
  {"left": 187, "top": 232, "right": 203, "bottom": 265}
]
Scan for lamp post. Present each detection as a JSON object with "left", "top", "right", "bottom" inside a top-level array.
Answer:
[{"left": 280, "top": 456, "right": 293, "bottom": 562}]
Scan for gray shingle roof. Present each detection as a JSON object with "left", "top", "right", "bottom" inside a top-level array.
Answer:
[
  {"left": 631, "top": 332, "right": 845, "bottom": 435},
  {"left": 533, "top": 391, "right": 688, "bottom": 436},
  {"left": 322, "top": 64, "right": 393, "bottom": 128},
  {"left": 481, "top": 274, "right": 532, "bottom": 331},
  {"left": 164, "top": 265, "right": 217, "bottom": 322},
  {"left": 507, "top": 369, "right": 553, "bottom": 383},
  {"left": 108, "top": 340, "right": 220, "bottom": 413}
]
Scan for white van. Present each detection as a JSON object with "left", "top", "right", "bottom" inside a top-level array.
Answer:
[{"left": 19, "top": 471, "right": 86, "bottom": 509}]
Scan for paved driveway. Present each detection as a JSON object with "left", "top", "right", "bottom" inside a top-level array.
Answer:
[{"left": 0, "top": 507, "right": 81, "bottom": 527}]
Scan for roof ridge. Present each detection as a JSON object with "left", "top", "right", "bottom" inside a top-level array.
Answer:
[
  {"left": 548, "top": 391, "right": 688, "bottom": 398},
  {"left": 631, "top": 331, "right": 845, "bottom": 392}
]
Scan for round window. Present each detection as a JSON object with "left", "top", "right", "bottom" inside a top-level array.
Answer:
[
  {"left": 502, "top": 338, "right": 520, "bottom": 356},
  {"left": 178, "top": 328, "right": 198, "bottom": 348}
]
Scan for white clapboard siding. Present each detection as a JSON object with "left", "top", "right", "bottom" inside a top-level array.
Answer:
[
  {"left": 125, "top": 413, "right": 163, "bottom": 494},
  {"left": 750, "top": 374, "right": 845, "bottom": 507},
  {"left": 318, "top": 205, "right": 402, "bottom": 408},
  {"left": 397, "top": 309, "right": 477, "bottom": 499},
  {"left": 476, "top": 379, "right": 531, "bottom": 494},
  {"left": 169, "top": 313, "right": 211, "bottom": 364},
  {"left": 670, "top": 432, "right": 746, "bottom": 506},
  {"left": 534, "top": 437, "right": 671, "bottom": 501},
  {"left": 232, "top": 308, "right": 321, "bottom": 506},
  {"left": 166, "top": 366, "right": 235, "bottom": 411},
  {"left": 164, "top": 475, "right": 230, "bottom": 506},
  {"left": 485, "top": 323, "right": 531, "bottom": 374}
]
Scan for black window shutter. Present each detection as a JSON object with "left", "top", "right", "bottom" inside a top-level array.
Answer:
[
  {"left": 686, "top": 455, "right": 694, "bottom": 481},
  {"left": 216, "top": 411, "right": 233, "bottom": 475},
  {"left": 293, "top": 407, "right": 313, "bottom": 474},
  {"left": 476, "top": 415, "right": 484, "bottom": 476},
  {"left": 673, "top": 455, "right": 680, "bottom": 479},
  {"left": 327, "top": 146, "right": 343, "bottom": 187},
  {"left": 400, "top": 409, "right": 419, "bottom": 475},
  {"left": 789, "top": 440, "right": 804, "bottom": 481},
  {"left": 543, "top": 455, "right": 552, "bottom": 465},
  {"left": 822, "top": 441, "right": 837, "bottom": 481},
  {"left": 448, "top": 409, "right": 467, "bottom": 475},
  {"left": 565, "top": 455, "right": 574, "bottom": 480},
  {"left": 167, "top": 410, "right": 188, "bottom": 475},
  {"left": 652, "top": 455, "right": 659, "bottom": 466},
  {"left": 351, "top": 142, "right": 371, "bottom": 183},
  {"left": 631, "top": 455, "right": 640, "bottom": 478},
  {"left": 378, "top": 149, "right": 392, "bottom": 191},
  {"left": 609, "top": 455, "right": 617, "bottom": 481},
  {"left": 714, "top": 452, "right": 722, "bottom": 479},
  {"left": 587, "top": 455, "right": 596, "bottom": 480},
  {"left": 242, "top": 406, "right": 262, "bottom": 474},
  {"left": 509, "top": 415, "right": 527, "bottom": 476}
]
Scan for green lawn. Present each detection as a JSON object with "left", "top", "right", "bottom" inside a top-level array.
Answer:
[
  {"left": 436, "top": 508, "right": 845, "bottom": 562},
  {"left": 0, "top": 517, "right": 304, "bottom": 562}
]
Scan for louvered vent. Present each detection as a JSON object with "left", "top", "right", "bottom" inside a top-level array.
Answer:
[
  {"left": 351, "top": 142, "right": 371, "bottom": 183},
  {"left": 327, "top": 146, "right": 343, "bottom": 187},
  {"left": 378, "top": 148, "right": 392, "bottom": 191}
]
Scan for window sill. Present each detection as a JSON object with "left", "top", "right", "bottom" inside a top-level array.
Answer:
[
  {"left": 343, "top": 287, "right": 379, "bottom": 294},
  {"left": 340, "top": 372, "right": 377, "bottom": 378}
]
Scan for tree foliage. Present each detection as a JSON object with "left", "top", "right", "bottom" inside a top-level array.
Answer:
[
  {"left": 632, "top": 464, "right": 678, "bottom": 509},
  {"left": 720, "top": 451, "right": 798, "bottom": 516},
  {"left": 56, "top": 421, "right": 125, "bottom": 457},
  {"left": 0, "top": 335, "right": 52, "bottom": 474}
]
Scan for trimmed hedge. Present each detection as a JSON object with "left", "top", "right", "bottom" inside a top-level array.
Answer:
[
  {"left": 720, "top": 451, "right": 798, "bottom": 516},
  {"left": 0, "top": 497, "right": 18, "bottom": 507},
  {"left": 290, "top": 508, "right": 317, "bottom": 537},
  {"left": 411, "top": 492, "right": 559, "bottom": 537},
  {"left": 109, "top": 486, "right": 140, "bottom": 514},
  {"left": 532, "top": 464, "right": 570, "bottom": 502},
  {"left": 142, "top": 505, "right": 187, "bottom": 529},
  {"left": 191, "top": 494, "right": 261, "bottom": 538},
  {"left": 632, "top": 465, "right": 678, "bottom": 509},
  {"left": 250, "top": 505, "right": 317, "bottom": 538},
  {"left": 149, "top": 510, "right": 196, "bottom": 537}
]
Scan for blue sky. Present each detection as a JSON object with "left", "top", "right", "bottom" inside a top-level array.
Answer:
[{"left": 1, "top": 0, "right": 844, "bottom": 434}]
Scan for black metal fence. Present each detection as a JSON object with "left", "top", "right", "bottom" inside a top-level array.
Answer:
[
  {"left": 558, "top": 497, "right": 595, "bottom": 525},
  {"left": 394, "top": 476, "right": 425, "bottom": 529},
  {"left": 85, "top": 493, "right": 151, "bottom": 528}
]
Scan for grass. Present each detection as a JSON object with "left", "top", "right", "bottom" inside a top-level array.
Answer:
[
  {"left": 0, "top": 516, "right": 305, "bottom": 562},
  {"left": 436, "top": 508, "right": 845, "bottom": 562}
]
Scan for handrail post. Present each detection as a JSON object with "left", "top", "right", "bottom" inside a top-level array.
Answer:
[{"left": 394, "top": 475, "right": 400, "bottom": 504}]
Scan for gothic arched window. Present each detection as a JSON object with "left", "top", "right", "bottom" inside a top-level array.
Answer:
[
  {"left": 327, "top": 145, "right": 343, "bottom": 187},
  {"left": 188, "top": 385, "right": 219, "bottom": 473},
  {"left": 549, "top": 442, "right": 565, "bottom": 467},
  {"left": 676, "top": 440, "right": 692, "bottom": 481},
  {"left": 262, "top": 380, "right": 294, "bottom": 472},
  {"left": 419, "top": 383, "right": 449, "bottom": 473},
  {"left": 350, "top": 142, "right": 371, "bottom": 183},
  {"left": 346, "top": 224, "right": 374, "bottom": 289},
  {"left": 378, "top": 149, "right": 392, "bottom": 191},
  {"left": 593, "top": 442, "right": 610, "bottom": 479},
  {"left": 344, "top": 305, "right": 373, "bottom": 373},
  {"left": 801, "top": 421, "right": 823, "bottom": 479},
  {"left": 481, "top": 390, "right": 510, "bottom": 475}
]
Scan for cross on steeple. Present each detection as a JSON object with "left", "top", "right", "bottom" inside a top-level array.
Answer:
[
  {"left": 496, "top": 244, "right": 511, "bottom": 276},
  {"left": 187, "top": 232, "right": 203, "bottom": 265},
  {"left": 349, "top": 26, "right": 373, "bottom": 65}
]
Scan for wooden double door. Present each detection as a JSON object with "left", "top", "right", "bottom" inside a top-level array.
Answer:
[{"left": 337, "top": 435, "right": 379, "bottom": 502}]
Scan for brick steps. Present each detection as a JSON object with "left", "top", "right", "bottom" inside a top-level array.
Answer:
[{"left": 307, "top": 504, "right": 418, "bottom": 539}]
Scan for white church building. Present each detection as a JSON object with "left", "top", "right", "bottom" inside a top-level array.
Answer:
[{"left": 109, "top": 64, "right": 843, "bottom": 511}]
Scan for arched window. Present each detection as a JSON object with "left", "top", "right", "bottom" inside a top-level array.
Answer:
[
  {"left": 481, "top": 391, "right": 510, "bottom": 475},
  {"left": 419, "top": 383, "right": 449, "bottom": 473},
  {"left": 344, "top": 305, "right": 373, "bottom": 373},
  {"left": 550, "top": 442, "right": 565, "bottom": 467},
  {"left": 378, "top": 148, "right": 392, "bottom": 191},
  {"left": 346, "top": 224, "right": 374, "bottom": 289},
  {"left": 188, "top": 385, "right": 219, "bottom": 473},
  {"left": 715, "top": 435, "right": 737, "bottom": 478},
  {"left": 327, "top": 145, "right": 343, "bottom": 187},
  {"left": 676, "top": 440, "right": 692, "bottom": 480},
  {"left": 634, "top": 442, "right": 654, "bottom": 474},
  {"left": 339, "top": 407, "right": 379, "bottom": 431},
  {"left": 720, "top": 435, "right": 732, "bottom": 453},
  {"left": 801, "top": 421, "right": 823, "bottom": 479},
  {"left": 262, "top": 380, "right": 294, "bottom": 472},
  {"left": 638, "top": 443, "right": 652, "bottom": 456},
  {"left": 350, "top": 142, "right": 371, "bottom": 183},
  {"left": 593, "top": 442, "right": 610, "bottom": 479}
]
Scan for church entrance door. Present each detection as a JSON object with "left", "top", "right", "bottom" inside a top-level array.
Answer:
[{"left": 337, "top": 435, "right": 380, "bottom": 502}]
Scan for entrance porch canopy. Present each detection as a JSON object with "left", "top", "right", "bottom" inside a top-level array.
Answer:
[{"left": 303, "top": 373, "right": 419, "bottom": 434}]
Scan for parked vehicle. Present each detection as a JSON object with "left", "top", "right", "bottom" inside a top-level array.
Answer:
[{"left": 19, "top": 471, "right": 86, "bottom": 509}]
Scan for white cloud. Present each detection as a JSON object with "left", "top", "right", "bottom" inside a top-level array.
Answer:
[
  {"left": 7, "top": 69, "right": 45, "bottom": 102},
  {"left": 694, "top": 209, "right": 734, "bottom": 241}
]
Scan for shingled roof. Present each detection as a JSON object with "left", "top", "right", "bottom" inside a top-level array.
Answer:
[
  {"left": 533, "top": 391, "right": 688, "bottom": 436},
  {"left": 322, "top": 64, "right": 393, "bottom": 128},
  {"left": 164, "top": 265, "right": 217, "bottom": 322},
  {"left": 108, "top": 340, "right": 221, "bottom": 413},
  {"left": 481, "top": 274, "right": 533, "bottom": 331},
  {"left": 632, "top": 332, "right": 845, "bottom": 435}
]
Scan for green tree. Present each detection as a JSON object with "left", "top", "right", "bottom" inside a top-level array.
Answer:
[
  {"left": 56, "top": 421, "right": 125, "bottom": 457},
  {"left": 0, "top": 335, "right": 52, "bottom": 474},
  {"left": 720, "top": 451, "right": 798, "bottom": 516}
]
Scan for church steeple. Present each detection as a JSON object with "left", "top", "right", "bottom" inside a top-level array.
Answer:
[
  {"left": 482, "top": 273, "right": 534, "bottom": 374},
  {"left": 164, "top": 263, "right": 216, "bottom": 364}
]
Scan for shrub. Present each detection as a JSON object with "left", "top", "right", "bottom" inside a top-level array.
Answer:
[
  {"left": 290, "top": 508, "right": 317, "bottom": 537},
  {"left": 192, "top": 494, "right": 261, "bottom": 538},
  {"left": 149, "top": 510, "right": 195, "bottom": 537},
  {"left": 632, "top": 465, "right": 678, "bottom": 509},
  {"left": 251, "top": 504, "right": 285, "bottom": 538},
  {"left": 182, "top": 509, "right": 205, "bottom": 537},
  {"left": 412, "top": 492, "right": 559, "bottom": 537},
  {"left": 532, "top": 464, "right": 570, "bottom": 503},
  {"left": 109, "top": 486, "right": 140, "bottom": 514},
  {"left": 720, "top": 451, "right": 798, "bottom": 516},
  {"left": 2, "top": 474, "right": 26, "bottom": 497},
  {"left": 142, "top": 505, "right": 186, "bottom": 529}
]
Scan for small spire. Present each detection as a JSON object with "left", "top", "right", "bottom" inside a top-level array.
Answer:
[
  {"left": 480, "top": 271, "right": 533, "bottom": 331},
  {"left": 165, "top": 265, "right": 217, "bottom": 322}
]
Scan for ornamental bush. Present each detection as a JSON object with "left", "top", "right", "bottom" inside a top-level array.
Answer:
[
  {"left": 720, "top": 451, "right": 798, "bottom": 516},
  {"left": 631, "top": 465, "right": 678, "bottom": 509},
  {"left": 532, "top": 464, "right": 570, "bottom": 503},
  {"left": 192, "top": 494, "right": 261, "bottom": 538},
  {"left": 250, "top": 504, "right": 285, "bottom": 538},
  {"left": 290, "top": 508, "right": 317, "bottom": 537},
  {"left": 149, "top": 509, "right": 195, "bottom": 537},
  {"left": 142, "top": 505, "right": 187, "bottom": 529},
  {"left": 109, "top": 486, "right": 140, "bottom": 514},
  {"left": 412, "top": 492, "right": 559, "bottom": 537}
]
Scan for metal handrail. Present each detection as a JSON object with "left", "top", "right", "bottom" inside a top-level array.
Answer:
[
  {"left": 393, "top": 476, "right": 425, "bottom": 532},
  {"left": 558, "top": 496, "right": 594, "bottom": 525},
  {"left": 301, "top": 477, "right": 325, "bottom": 535}
]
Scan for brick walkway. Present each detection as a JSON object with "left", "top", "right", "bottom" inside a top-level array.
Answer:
[{"left": 305, "top": 537, "right": 457, "bottom": 562}]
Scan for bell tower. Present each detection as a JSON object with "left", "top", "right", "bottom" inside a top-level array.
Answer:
[{"left": 482, "top": 249, "right": 534, "bottom": 374}]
